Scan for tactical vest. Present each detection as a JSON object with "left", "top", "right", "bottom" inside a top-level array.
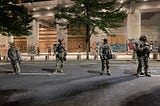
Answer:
[
  {"left": 56, "top": 44, "right": 65, "bottom": 53},
  {"left": 55, "top": 44, "right": 66, "bottom": 59},
  {"left": 8, "top": 47, "right": 19, "bottom": 60},
  {"left": 100, "top": 44, "right": 112, "bottom": 59},
  {"left": 136, "top": 41, "right": 150, "bottom": 58}
]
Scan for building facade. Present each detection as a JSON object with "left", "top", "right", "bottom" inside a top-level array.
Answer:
[{"left": 0, "top": 0, "right": 160, "bottom": 55}]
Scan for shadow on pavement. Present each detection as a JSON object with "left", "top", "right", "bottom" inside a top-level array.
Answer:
[
  {"left": 0, "top": 70, "right": 13, "bottom": 73},
  {"left": 121, "top": 86, "right": 160, "bottom": 106},
  {"left": 41, "top": 68, "right": 54, "bottom": 73},
  {"left": 0, "top": 75, "right": 138, "bottom": 106},
  {"left": 42, "top": 68, "right": 64, "bottom": 73},
  {"left": 0, "top": 89, "right": 29, "bottom": 106}
]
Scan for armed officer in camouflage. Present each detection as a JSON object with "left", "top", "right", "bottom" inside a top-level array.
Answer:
[
  {"left": 99, "top": 38, "right": 112, "bottom": 75},
  {"left": 8, "top": 42, "right": 21, "bottom": 75},
  {"left": 135, "top": 35, "right": 151, "bottom": 77},
  {"left": 53, "top": 39, "right": 67, "bottom": 74}
]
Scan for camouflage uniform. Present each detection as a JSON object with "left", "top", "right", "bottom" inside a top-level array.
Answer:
[
  {"left": 8, "top": 42, "right": 21, "bottom": 75},
  {"left": 54, "top": 39, "right": 66, "bottom": 73},
  {"left": 135, "top": 35, "right": 151, "bottom": 77},
  {"left": 99, "top": 38, "right": 112, "bottom": 75}
]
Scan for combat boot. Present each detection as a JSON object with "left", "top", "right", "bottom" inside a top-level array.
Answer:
[
  {"left": 145, "top": 73, "right": 151, "bottom": 77},
  {"left": 136, "top": 73, "right": 140, "bottom": 77},
  {"left": 145, "top": 74, "right": 151, "bottom": 77},
  {"left": 137, "top": 69, "right": 142, "bottom": 77},
  {"left": 59, "top": 70, "right": 63, "bottom": 73},
  {"left": 106, "top": 69, "right": 111, "bottom": 76},
  {"left": 53, "top": 69, "right": 58, "bottom": 74},
  {"left": 100, "top": 69, "right": 105, "bottom": 75},
  {"left": 59, "top": 66, "right": 64, "bottom": 73},
  {"left": 145, "top": 69, "right": 151, "bottom": 77}
]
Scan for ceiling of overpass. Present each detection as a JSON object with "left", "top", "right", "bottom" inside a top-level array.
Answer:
[
  {"left": 22, "top": 0, "right": 160, "bottom": 27},
  {"left": 21, "top": 0, "right": 160, "bottom": 3},
  {"left": 142, "top": 11, "right": 160, "bottom": 20}
]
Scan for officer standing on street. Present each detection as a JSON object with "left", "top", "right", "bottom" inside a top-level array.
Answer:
[
  {"left": 99, "top": 38, "right": 112, "bottom": 75},
  {"left": 135, "top": 35, "right": 151, "bottom": 77},
  {"left": 8, "top": 42, "right": 21, "bottom": 75},
  {"left": 53, "top": 39, "right": 67, "bottom": 74}
]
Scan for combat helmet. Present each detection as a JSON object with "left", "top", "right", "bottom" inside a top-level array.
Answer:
[
  {"left": 58, "top": 39, "right": 63, "bottom": 44},
  {"left": 139, "top": 35, "right": 147, "bottom": 41},
  {"left": 103, "top": 38, "right": 108, "bottom": 43}
]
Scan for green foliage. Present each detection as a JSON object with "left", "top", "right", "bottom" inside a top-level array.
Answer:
[
  {"left": 55, "top": 0, "right": 127, "bottom": 36},
  {"left": 55, "top": 0, "right": 127, "bottom": 59},
  {"left": 0, "top": 0, "right": 33, "bottom": 36}
]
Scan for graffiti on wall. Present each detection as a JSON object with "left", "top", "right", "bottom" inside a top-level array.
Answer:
[{"left": 110, "top": 44, "right": 127, "bottom": 52}]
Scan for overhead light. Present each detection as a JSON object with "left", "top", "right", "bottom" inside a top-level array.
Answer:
[
  {"left": 47, "top": 7, "right": 50, "bottom": 10},
  {"left": 144, "top": 0, "right": 147, "bottom": 1},
  {"left": 33, "top": 8, "right": 36, "bottom": 11},
  {"left": 81, "top": 4, "right": 84, "bottom": 7},
  {"left": 120, "top": 0, "right": 123, "bottom": 3}
]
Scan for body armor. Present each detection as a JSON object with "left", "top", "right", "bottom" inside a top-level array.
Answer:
[{"left": 8, "top": 43, "right": 21, "bottom": 75}]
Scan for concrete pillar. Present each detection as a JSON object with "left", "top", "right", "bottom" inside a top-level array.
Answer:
[
  {"left": 8, "top": 36, "right": 13, "bottom": 43},
  {"left": 27, "top": 20, "right": 39, "bottom": 52},
  {"left": 129, "top": 1, "right": 136, "bottom": 14},
  {"left": 127, "top": 13, "right": 141, "bottom": 40},
  {"left": 0, "top": 35, "right": 8, "bottom": 46},
  {"left": 0, "top": 35, "right": 8, "bottom": 58},
  {"left": 127, "top": 1, "right": 141, "bottom": 40}
]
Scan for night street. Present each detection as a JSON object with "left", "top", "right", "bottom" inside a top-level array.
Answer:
[
  {"left": 0, "top": 60, "right": 160, "bottom": 106},
  {"left": 1, "top": 0, "right": 160, "bottom": 106}
]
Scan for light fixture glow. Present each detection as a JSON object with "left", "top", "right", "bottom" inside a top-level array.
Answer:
[
  {"left": 120, "top": 0, "right": 123, "bottom": 3},
  {"left": 33, "top": 8, "right": 36, "bottom": 11},
  {"left": 47, "top": 7, "right": 50, "bottom": 10}
]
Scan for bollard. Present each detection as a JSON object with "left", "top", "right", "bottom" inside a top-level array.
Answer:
[
  {"left": 3, "top": 56, "right": 8, "bottom": 62},
  {"left": 77, "top": 54, "right": 81, "bottom": 60},
  {"left": 3, "top": 56, "right": 6, "bottom": 62},
  {"left": 113, "top": 54, "right": 117, "bottom": 60},
  {"left": 5, "top": 56, "right": 8, "bottom": 62},
  {"left": 45, "top": 55, "right": 48, "bottom": 61},
  {"left": 30, "top": 55, "right": 34, "bottom": 61},
  {"left": 0, "top": 54, "right": 1, "bottom": 61},
  {"left": 153, "top": 53, "right": 158, "bottom": 60},
  {"left": 94, "top": 54, "right": 98, "bottom": 60}
]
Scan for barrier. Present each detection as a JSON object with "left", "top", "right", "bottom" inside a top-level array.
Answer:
[
  {"left": 30, "top": 55, "right": 34, "bottom": 61},
  {"left": 112, "top": 54, "right": 117, "bottom": 60},
  {"left": 153, "top": 53, "right": 158, "bottom": 60},
  {"left": 77, "top": 54, "right": 81, "bottom": 60},
  {"left": 45, "top": 55, "right": 49, "bottom": 61},
  {"left": 3, "top": 56, "right": 8, "bottom": 62},
  {"left": 94, "top": 54, "right": 98, "bottom": 60}
]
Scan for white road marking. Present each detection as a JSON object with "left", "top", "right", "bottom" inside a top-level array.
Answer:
[
  {"left": 150, "top": 75, "right": 160, "bottom": 77},
  {"left": 9, "top": 73, "right": 65, "bottom": 75}
]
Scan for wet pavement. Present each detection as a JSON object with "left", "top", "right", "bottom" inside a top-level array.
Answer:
[{"left": 0, "top": 60, "right": 160, "bottom": 106}]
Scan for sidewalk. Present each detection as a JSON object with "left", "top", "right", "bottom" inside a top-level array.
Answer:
[
  {"left": 0, "top": 52, "right": 159, "bottom": 62},
  {"left": 20, "top": 53, "right": 160, "bottom": 61}
]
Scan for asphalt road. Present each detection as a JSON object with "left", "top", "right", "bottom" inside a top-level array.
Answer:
[{"left": 0, "top": 60, "right": 160, "bottom": 106}]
